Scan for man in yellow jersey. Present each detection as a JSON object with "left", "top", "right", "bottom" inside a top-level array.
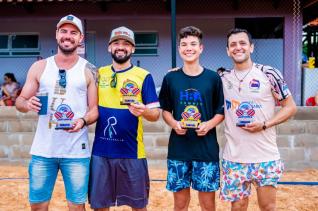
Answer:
[{"left": 89, "top": 26, "right": 160, "bottom": 211}]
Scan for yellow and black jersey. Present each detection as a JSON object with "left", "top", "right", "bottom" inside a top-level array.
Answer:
[{"left": 92, "top": 64, "right": 159, "bottom": 159}]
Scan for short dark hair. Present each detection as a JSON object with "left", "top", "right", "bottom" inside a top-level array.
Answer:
[
  {"left": 178, "top": 26, "right": 203, "bottom": 44},
  {"left": 4, "top": 72, "right": 17, "bottom": 82},
  {"left": 226, "top": 28, "right": 253, "bottom": 47}
]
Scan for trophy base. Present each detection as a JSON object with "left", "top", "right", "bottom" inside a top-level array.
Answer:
[
  {"left": 236, "top": 121, "right": 250, "bottom": 127},
  {"left": 181, "top": 121, "right": 200, "bottom": 129},
  {"left": 120, "top": 95, "right": 138, "bottom": 105},
  {"left": 120, "top": 101, "right": 134, "bottom": 105},
  {"left": 55, "top": 121, "right": 74, "bottom": 130}
]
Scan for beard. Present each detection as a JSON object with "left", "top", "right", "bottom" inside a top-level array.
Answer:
[
  {"left": 57, "top": 39, "right": 78, "bottom": 55},
  {"left": 58, "top": 44, "right": 78, "bottom": 55},
  {"left": 111, "top": 50, "right": 131, "bottom": 64}
]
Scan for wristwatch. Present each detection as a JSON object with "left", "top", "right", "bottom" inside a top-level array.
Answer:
[{"left": 262, "top": 121, "right": 267, "bottom": 130}]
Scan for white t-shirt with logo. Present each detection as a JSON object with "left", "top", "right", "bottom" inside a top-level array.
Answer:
[{"left": 218, "top": 63, "right": 291, "bottom": 163}]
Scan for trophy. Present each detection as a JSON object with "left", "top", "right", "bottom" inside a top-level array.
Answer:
[
  {"left": 120, "top": 79, "right": 140, "bottom": 105},
  {"left": 54, "top": 104, "right": 74, "bottom": 130},
  {"left": 235, "top": 102, "right": 255, "bottom": 127},
  {"left": 180, "top": 105, "right": 201, "bottom": 129}
]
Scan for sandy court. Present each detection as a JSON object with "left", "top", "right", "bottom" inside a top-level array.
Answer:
[{"left": 0, "top": 166, "right": 318, "bottom": 211}]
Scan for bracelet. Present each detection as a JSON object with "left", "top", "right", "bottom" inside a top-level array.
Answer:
[
  {"left": 262, "top": 121, "right": 267, "bottom": 130},
  {"left": 80, "top": 117, "right": 87, "bottom": 129}
]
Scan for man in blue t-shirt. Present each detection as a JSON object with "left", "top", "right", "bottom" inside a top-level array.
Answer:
[{"left": 159, "top": 26, "right": 224, "bottom": 211}]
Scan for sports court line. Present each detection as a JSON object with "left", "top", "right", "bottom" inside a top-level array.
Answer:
[
  {"left": 150, "top": 179, "right": 318, "bottom": 186},
  {"left": 0, "top": 177, "right": 29, "bottom": 180},
  {"left": 1, "top": 178, "right": 318, "bottom": 186}
]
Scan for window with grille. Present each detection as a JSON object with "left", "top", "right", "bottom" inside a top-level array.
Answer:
[
  {"left": 134, "top": 32, "right": 158, "bottom": 56},
  {"left": 0, "top": 34, "right": 40, "bottom": 57}
]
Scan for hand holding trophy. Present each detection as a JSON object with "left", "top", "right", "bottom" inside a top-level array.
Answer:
[
  {"left": 173, "top": 121, "right": 187, "bottom": 135},
  {"left": 128, "top": 102, "right": 146, "bottom": 117}
]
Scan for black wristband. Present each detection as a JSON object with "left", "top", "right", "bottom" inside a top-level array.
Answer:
[{"left": 80, "top": 117, "right": 87, "bottom": 129}]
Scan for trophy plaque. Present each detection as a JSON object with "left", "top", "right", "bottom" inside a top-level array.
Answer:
[
  {"left": 54, "top": 104, "right": 74, "bottom": 130},
  {"left": 235, "top": 102, "right": 255, "bottom": 127},
  {"left": 180, "top": 105, "right": 201, "bottom": 129},
  {"left": 120, "top": 79, "right": 140, "bottom": 105}
]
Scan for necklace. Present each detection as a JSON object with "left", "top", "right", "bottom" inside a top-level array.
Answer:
[{"left": 233, "top": 67, "right": 252, "bottom": 92}]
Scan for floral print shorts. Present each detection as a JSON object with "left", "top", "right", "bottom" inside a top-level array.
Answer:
[{"left": 220, "top": 159, "right": 284, "bottom": 202}]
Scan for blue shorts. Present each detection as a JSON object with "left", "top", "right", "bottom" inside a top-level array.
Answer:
[
  {"left": 166, "top": 159, "right": 220, "bottom": 192},
  {"left": 220, "top": 159, "right": 284, "bottom": 202},
  {"left": 29, "top": 155, "right": 90, "bottom": 204},
  {"left": 89, "top": 156, "right": 149, "bottom": 209}
]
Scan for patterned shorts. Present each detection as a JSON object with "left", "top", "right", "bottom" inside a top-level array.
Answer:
[
  {"left": 220, "top": 159, "right": 284, "bottom": 202},
  {"left": 166, "top": 159, "right": 220, "bottom": 192}
]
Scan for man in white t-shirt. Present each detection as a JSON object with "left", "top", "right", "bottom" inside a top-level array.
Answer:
[
  {"left": 218, "top": 28, "right": 297, "bottom": 211},
  {"left": 16, "top": 14, "right": 98, "bottom": 211}
]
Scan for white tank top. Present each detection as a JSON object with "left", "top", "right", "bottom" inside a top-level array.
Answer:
[{"left": 30, "top": 56, "right": 90, "bottom": 158}]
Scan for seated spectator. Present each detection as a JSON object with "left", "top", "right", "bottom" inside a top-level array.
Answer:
[{"left": 0, "top": 73, "right": 20, "bottom": 106}]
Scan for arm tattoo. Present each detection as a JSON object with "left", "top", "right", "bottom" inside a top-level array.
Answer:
[{"left": 85, "top": 62, "right": 98, "bottom": 85}]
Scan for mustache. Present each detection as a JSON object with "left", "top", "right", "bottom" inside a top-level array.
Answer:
[
  {"left": 114, "top": 49, "right": 128, "bottom": 54},
  {"left": 61, "top": 38, "right": 75, "bottom": 43}
]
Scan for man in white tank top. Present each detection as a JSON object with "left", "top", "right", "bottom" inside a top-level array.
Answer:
[
  {"left": 218, "top": 28, "right": 297, "bottom": 211},
  {"left": 16, "top": 14, "right": 98, "bottom": 211}
]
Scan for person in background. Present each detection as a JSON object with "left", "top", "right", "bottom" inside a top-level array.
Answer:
[{"left": 0, "top": 72, "right": 20, "bottom": 106}]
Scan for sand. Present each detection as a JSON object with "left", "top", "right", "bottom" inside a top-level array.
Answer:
[{"left": 0, "top": 166, "right": 317, "bottom": 211}]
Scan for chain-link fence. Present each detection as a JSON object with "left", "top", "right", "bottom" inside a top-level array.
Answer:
[
  {"left": 0, "top": 0, "right": 307, "bottom": 104},
  {"left": 302, "top": 68, "right": 318, "bottom": 105}
]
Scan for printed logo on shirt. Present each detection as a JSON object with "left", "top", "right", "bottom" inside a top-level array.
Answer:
[
  {"left": 225, "top": 99, "right": 262, "bottom": 111},
  {"left": 282, "top": 83, "right": 289, "bottom": 92},
  {"left": 99, "top": 75, "right": 111, "bottom": 88},
  {"left": 249, "top": 79, "right": 260, "bottom": 92},
  {"left": 103, "top": 116, "right": 117, "bottom": 138},
  {"left": 179, "top": 88, "right": 203, "bottom": 106},
  {"left": 226, "top": 80, "right": 233, "bottom": 90},
  {"left": 101, "top": 116, "right": 125, "bottom": 142}
]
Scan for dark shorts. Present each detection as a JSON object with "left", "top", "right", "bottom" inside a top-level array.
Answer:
[{"left": 88, "top": 155, "right": 149, "bottom": 209}]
